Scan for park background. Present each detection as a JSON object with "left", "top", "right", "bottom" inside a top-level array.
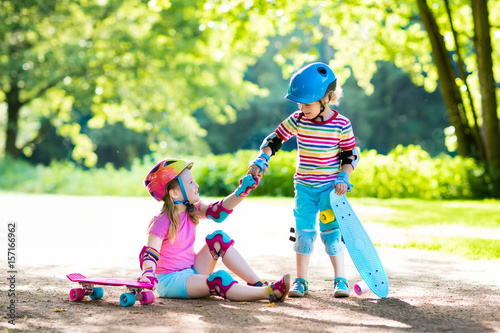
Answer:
[{"left": 1, "top": 1, "right": 500, "bottom": 332}]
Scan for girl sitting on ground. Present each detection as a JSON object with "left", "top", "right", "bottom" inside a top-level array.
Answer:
[{"left": 138, "top": 158, "right": 290, "bottom": 302}]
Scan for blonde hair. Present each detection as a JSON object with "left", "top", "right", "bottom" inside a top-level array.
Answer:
[
  {"left": 328, "top": 85, "right": 344, "bottom": 106},
  {"left": 322, "top": 84, "right": 343, "bottom": 107},
  {"left": 318, "top": 85, "right": 343, "bottom": 113},
  {"left": 148, "top": 178, "right": 199, "bottom": 242}
]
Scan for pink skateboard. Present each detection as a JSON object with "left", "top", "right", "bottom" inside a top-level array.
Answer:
[{"left": 67, "top": 273, "right": 155, "bottom": 307}]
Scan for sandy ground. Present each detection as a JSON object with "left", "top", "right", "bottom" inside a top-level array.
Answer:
[{"left": 0, "top": 193, "right": 499, "bottom": 332}]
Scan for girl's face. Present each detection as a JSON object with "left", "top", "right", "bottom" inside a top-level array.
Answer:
[{"left": 178, "top": 169, "right": 200, "bottom": 204}]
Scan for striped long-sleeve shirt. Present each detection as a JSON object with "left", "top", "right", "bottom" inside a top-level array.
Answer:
[{"left": 275, "top": 109, "right": 356, "bottom": 188}]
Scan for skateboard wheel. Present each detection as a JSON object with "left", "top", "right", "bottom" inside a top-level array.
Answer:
[
  {"left": 69, "top": 288, "right": 85, "bottom": 301},
  {"left": 89, "top": 287, "right": 104, "bottom": 300},
  {"left": 120, "top": 293, "right": 136, "bottom": 307},
  {"left": 320, "top": 209, "right": 335, "bottom": 224},
  {"left": 354, "top": 281, "right": 369, "bottom": 296},
  {"left": 139, "top": 291, "right": 155, "bottom": 305}
]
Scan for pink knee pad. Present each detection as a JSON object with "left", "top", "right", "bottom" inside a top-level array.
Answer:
[
  {"left": 207, "top": 270, "right": 238, "bottom": 299},
  {"left": 205, "top": 230, "right": 234, "bottom": 260}
]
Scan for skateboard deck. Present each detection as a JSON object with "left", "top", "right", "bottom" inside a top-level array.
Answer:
[
  {"left": 67, "top": 273, "right": 155, "bottom": 307},
  {"left": 329, "top": 192, "right": 389, "bottom": 298}
]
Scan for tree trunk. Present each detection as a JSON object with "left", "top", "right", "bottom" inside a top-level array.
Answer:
[
  {"left": 416, "top": 0, "right": 474, "bottom": 157},
  {"left": 5, "top": 78, "right": 21, "bottom": 159},
  {"left": 444, "top": 0, "right": 486, "bottom": 162},
  {"left": 471, "top": 0, "right": 500, "bottom": 172}
]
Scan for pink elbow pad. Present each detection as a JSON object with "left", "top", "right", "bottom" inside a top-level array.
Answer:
[{"left": 206, "top": 201, "right": 233, "bottom": 223}]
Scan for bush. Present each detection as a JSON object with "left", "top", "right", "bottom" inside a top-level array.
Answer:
[
  {"left": 351, "top": 145, "right": 486, "bottom": 199},
  {"left": 0, "top": 156, "right": 151, "bottom": 197},
  {"left": 192, "top": 150, "right": 297, "bottom": 197},
  {"left": 0, "top": 145, "right": 493, "bottom": 199}
]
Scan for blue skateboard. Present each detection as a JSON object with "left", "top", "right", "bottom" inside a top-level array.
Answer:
[{"left": 329, "top": 192, "right": 389, "bottom": 298}]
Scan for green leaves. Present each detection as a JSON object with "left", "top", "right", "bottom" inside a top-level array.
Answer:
[
  {"left": 2, "top": 0, "right": 498, "bottom": 174},
  {"left": 1, "top": 0, "right": 277, "bottom": 164}
]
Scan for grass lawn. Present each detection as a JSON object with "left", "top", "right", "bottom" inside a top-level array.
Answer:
[
  {"left": 351, "top": 198, "right": 500, "bottom": 229},
  {"left": 353, "top": 198, "right": 500, "bottom": 260},
  {"left": 250, "top": 196, "right": 500, "bottom": 260},
  {"left": 391, "top": 237, "right": 500, "bottom": 260}
]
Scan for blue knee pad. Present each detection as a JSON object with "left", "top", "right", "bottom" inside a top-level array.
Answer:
[
  {"left": 293, "top": 229, "right": 317, "bottom": 255},
  {"left": 320, "top": 229, "right": 344, "bottom": 256}
]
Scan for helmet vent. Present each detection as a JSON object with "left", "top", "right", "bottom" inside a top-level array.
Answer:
[
  {"left": 144, "top": 180, "right": 151, "bottom": 186},
  {"left": 317, "top": 67, "right": 327, "bottom": 76}
]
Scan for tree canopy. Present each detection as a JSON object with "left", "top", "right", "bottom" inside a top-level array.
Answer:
[
  {"left": 1, "top": 0, "right": 277, "bottom": 165},
  {"left": 272, "top": 0, "right": 499, "bottom": 180},
  {"left": 1, "top": 0, "right": 498, "bottom": 190}
]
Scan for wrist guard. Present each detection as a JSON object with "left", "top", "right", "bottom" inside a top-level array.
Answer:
[
  {"left": 235, "top": 174, "right": 259, "bottom": 197},
  {"left": 206, "top": 200, "right": 233, "bottom": 223},
  {"left": 140, "top": 267, "right": 158, "bottom": 288},
  {"left": 334, "top": 171, "right": 353, "bottom": 192},
  {"left": 249, "top": 152, "right": 270, "bottom": 172},
  {"left": 139, "top": 246, "right": 160, "bottom": 269}
]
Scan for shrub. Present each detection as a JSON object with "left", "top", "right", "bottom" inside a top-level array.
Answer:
[{"left": 0, "top": 145, "right": 493, "bottom": 199}]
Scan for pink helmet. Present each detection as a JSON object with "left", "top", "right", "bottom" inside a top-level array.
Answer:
[{"left": 144, "top": 158, "right": 193, "bottom": 201}]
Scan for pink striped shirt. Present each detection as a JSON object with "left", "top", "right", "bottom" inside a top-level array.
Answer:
[{"left": 275, "top": 109, "right": 356, "bottom": 187}]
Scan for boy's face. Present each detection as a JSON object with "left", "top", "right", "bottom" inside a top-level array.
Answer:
[{"left": 297, "top": 101, "right": 322, "bottom": 120}]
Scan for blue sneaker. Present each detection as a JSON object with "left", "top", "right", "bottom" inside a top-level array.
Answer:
[
  {"left": 288, "top": 278, "right": 308, "bottom": 297},
  {"left": 334, "top": 277, "right": 350, "bottom": 298}
]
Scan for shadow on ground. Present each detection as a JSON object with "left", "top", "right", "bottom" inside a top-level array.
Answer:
[{"left": 4, "top": 253, "right": 500, "bottom": 333}]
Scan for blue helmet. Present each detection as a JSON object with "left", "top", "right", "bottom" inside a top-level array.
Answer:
[{"left": 285, "top": 62, "right": 337, "bottom": 103}]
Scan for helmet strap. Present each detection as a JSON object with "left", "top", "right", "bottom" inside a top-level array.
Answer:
[
  {"left": 172, "top": 177, "right": 194, "bottom": 211},
  {"left": 314, "top": 101, "right": 327, "bottom": 122},
  {"left": 315, "top": 91, "right": 333, "bottom": 121}
]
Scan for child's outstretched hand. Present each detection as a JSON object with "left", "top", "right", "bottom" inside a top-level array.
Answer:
[
  {"left": 248, "top": 164, "right": 264, "bottom": 178},
  {"left": 235, "top": 174, "right": 260, "bottom": 198},
  {"left": 248, "top": 152, "right": 270, "bottom": 177}
]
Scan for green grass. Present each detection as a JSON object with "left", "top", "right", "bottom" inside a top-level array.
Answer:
[
  {"left": 353, "top": 198, "right": 500, "bottom": 260},
  {"left": 247, "top": 197, "right": 500, "bottom": 260},
  {"left": 351, "top": 198, "right": 500, "bottom": 229},
  {"left": 390, "top": 237, "right": 500, "bottom": 260}
]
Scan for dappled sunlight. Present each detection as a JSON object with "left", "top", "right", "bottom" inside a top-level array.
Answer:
[{"left": 1, "top": 194, "right": 500, "bottom": 332}]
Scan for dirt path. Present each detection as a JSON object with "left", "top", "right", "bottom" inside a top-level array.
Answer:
[{"left": 1, "top": 193, "right": 499, "bottom": 332}]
